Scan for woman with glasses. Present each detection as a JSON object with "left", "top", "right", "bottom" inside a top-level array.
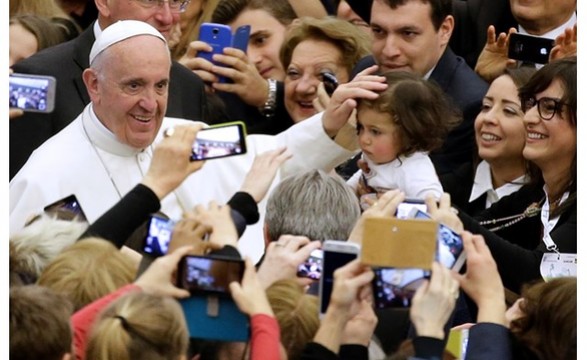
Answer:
[{"left": 442, "top": 56, "right": 577, "bottom": 296}]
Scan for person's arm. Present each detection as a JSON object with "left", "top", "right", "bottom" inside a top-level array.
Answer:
[
  {"left": 313, "top": 259, "right": 374, "bottom": 355},
  {"left": 465, "top": 322, "right": 512, "bottom": 360},
  {"left": 230, "top": 258, "right": 281, "bottom": 360},
  {"left": 474, "top": 25, "right": 518, "bottom": 83}
]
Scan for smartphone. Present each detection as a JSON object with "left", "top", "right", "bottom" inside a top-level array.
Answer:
[
  {"left": 232, "top": 25, "right": 251, "bottom": 53},
  {"left": 409, "top": 209, "right": 466, "bottom": 271},
  {"left": 319, "top": 240, "right": 360, "bottom": 315},
  {"left": 321, "top": 72, "right": 339, "bottom": 96},
  {"left": 176, "top": 255, "right": 245, "bottom": 296},
  {"left": 297, "top": 249, "right": 324, "bottom": 280},
  {"left": 198, "top": 23, "right": 233, "bottom": 82},
  {"left": 395, "top": 198, "right": 427, "bottom": 219},
  {"left": 9, "top": 73, "right": 56, "bottom": 113},
  {"left": 372, "top": 267, "right": 430, "bottom": 309},
  {"left": 43, "top": 194, "right": 87, "bottom": 222},
  {"left": 508, "top": 33, "right": 554, "bottom": 65},
  {"left": 191, "top": 121, "right": 247, "bottom": 161},
  {"left": 143, "top": 215, "right": 175, "bottom": 256}
]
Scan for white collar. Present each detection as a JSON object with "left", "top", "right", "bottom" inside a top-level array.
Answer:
[
  {"left": 93, "top": 20, "right": 102, "bottom": 41},
  {"left": 518, "top": 12, "right": 577, "bottom": 39},
  {"left": 469, "top": 160, "right": 528, "bottom": 205},
  {"left": 82, "top": 104, "right": 144, "bottom": 156}
]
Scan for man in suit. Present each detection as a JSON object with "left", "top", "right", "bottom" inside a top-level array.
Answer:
[
  {"left": 351, "top": 0, "right": 488, "bottom": 176},
  {"left": 10, "top": 0, "right": 208, "bottom": 179}
]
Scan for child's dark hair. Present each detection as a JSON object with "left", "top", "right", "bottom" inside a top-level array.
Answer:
[{"left": 358, "top": 71, "right": 462, "bottom": 158}]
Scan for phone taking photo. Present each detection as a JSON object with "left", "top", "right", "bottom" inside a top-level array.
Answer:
[
  {"left": 191, "top": 122, "right": 247, "bottom": 161},
  {"left": 143, "top": 215, "right": 175, "bottom": 256},
  {"left": 321, "top": 72, "right": 339, "bottom": 96},
  {"left": 297, "top": 249, "right": 324, "bottom": 280},
  {"left": 176, "top": 255, "right": 245, "bottom": 297},
  {"left": 507, "top": 33, "right": 554, "bottom": 65},
  {"left": 9, "top": 73, "right": 56, "bottom": 113},
  {"left": 372, "top": 267, "right": 430, "bottom": 309},
  {"left": 319, "top": 240, "right": 360, "bottom": 315},
  {"left": 43, "top": 194, "right": 87, "bottom": 222}
]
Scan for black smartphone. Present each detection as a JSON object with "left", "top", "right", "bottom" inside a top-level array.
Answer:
[
  {"left": 372, "top": 267, "right": 431, "bottom": 309},
  {"left": 508, "top": 33, "right": 554, "bottom": 65},
  {"left": 9, "top": 73, "right": 56, "bottom": 113},
  {"left": 43, "top": 194, "right": 87, "bottom": 222},
  {"left": 297, "top": 249, "right": 324, "bottom": 280},
  {"left": 321, "top": 72, "right": 339, "bottom": 96},
  {"left": 409, "top": 209, "right": 466, "bottom": 271},
  {"left": 319, "top": 240, "right": 360, "bottom": 315},
  {"left": 191, "top": 122, "right": 247, "bottom": 161},
  {"left": 176, "top": 255, "right": 245, "bottom": 296},
  {"left": 143, "top": 215, "right": 175, "bottom": 256}
]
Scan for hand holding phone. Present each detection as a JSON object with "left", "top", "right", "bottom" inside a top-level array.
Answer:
[
  {"left": 319, "top": 240, "right": 360, "bottom": 315},
  {"left": 191, "top": 122, "right": 247, "bottom": 161},
  {"left": 297, "top": 249, "right": 323, "bottom": 280},
  {"left": 508, "top": 32, "right": 554, "bottom": 64},
  {"left": 9, "top": 73, "right": 56, "bottom": 113}
]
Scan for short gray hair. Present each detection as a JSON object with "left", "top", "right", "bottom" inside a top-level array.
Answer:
[
  {"left": 265, "top": 169, "right": 361, "bottom": 241},
  {"left": 10, "top": 214, "right": 88, "bottom": 279}
]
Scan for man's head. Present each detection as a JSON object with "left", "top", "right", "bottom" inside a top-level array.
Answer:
[
  {"left": 83, "top": 20, "right": 170, "bottom": 149},
  {"left": 95, "top": 0, "right": 190, "bottom": 39},
  {"left": 10, "top": 285, "right": 74, "bottom": 360},
  {"left": 509, "top": 0, "right": 576, "bottom": 35},
  {"left": 369, "top": 0, "right": 453, "bottom": 76},
  {"left": 264, "top": 169, "right": 361, "bottom": 245}
]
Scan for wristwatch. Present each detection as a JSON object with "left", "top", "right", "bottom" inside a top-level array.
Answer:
[{"left": 261, "top": 78, "right": 277, "bottom": 117}]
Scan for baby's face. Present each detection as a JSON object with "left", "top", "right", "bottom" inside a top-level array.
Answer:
[{"left": 356, "top": 107, "right": 402, "bottom": 164}]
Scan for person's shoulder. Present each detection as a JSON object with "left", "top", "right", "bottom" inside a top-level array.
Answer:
[
  {"left": 12, "top": 38, "right": 78, "bottom": 74},
  {"left": 170, "top": 60, "right": 205, "bottom": 86}
]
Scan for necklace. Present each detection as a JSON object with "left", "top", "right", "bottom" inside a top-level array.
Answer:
[{"left": 479, "top": 197, "right": 544, "bottom": 232}]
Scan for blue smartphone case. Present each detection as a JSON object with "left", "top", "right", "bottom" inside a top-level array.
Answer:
[{"left": 180, "top": 295, "right": 250, "bottom": 341}]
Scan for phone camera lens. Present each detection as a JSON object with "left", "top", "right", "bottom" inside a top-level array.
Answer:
[{"left": 212, "top": 28, "right": 219, "bottom": 35}]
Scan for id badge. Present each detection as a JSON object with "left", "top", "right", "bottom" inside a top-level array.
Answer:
[{"left": 540, "top": 253, "right": 577, "bottom": 281}]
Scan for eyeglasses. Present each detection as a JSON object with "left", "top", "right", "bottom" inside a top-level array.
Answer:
[
  {"left": 132, "top": 0, "right": 191, "bottom": 13},
  {"left": 522, "top": 96, "right": 567, "bottom": 120}
]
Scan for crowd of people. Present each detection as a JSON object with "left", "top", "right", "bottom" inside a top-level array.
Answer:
[{"left": 9, "top": 0, "right": 578, "bottom": 359}]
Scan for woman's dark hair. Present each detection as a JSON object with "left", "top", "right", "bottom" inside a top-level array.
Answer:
[
  {"left": 358, "top": 71, "right": 462, "bottom": 158},
  {"left": 518, "top": 56, "right": 576, "bottom": 217}
]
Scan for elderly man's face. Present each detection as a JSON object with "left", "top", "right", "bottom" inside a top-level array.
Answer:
[
  {"left": 509, "top": 0, "right": 576, "bottom": 34},
  {"left": 87, "top": 36, "right": 170, "bottom": 149},
  {"left": 99, "top": 0, "right": 180, "bottom": 39}
]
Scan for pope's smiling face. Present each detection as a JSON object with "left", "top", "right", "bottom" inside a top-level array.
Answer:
[{"left": 85, "top": 35, "right": 171, "bottom": 149}]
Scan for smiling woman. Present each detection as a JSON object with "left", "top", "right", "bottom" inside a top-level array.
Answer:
[{"left": 279, "top": 16, "right": 372, "bottom": 123}]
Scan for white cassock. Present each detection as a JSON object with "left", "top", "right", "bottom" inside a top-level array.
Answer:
[{"left": 9, "top": 104, "right": 355, "bottom": 262}]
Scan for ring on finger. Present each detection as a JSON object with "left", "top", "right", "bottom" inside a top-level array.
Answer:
[{"left": 164, "top": 127, "right": 175, "bottom": 138}]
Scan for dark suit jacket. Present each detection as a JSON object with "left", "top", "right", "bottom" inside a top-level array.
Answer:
[
  {"left": 352, "top": 48, "right": 488, "bottom": 175},
  {"left": 10, "top": 23, "right": 208, "bottom": 179}
]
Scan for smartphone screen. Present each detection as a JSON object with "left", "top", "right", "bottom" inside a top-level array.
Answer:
[
  {"left": 191, "top": 122, "right": 247, "bottom": 161},
  {"left": 143, "top": 215, "right": 175, "bottom": 256},
  {"left": 395, "top": 199, "right": 427, "bottom": 219},
  {"left": 9, "top": 73, "right": 56, "bottom": 113},
  {"left": 507, "top": 33, "right": 554, "bottom": 65},
  {"left": 373, "top": 267, "right": 430, "bottom": 308},
  {"left": 319, "top": 242, "right": 359, "bottom": 314},
  {"left": 177, "top": 255, "right": 245, "bottom": 296},
  {"left": 43, "top": 194, "right": 87, "bottom": 222},
  {"left": 297, "top": 249, "right": 323, "bottom": 280},
  {"left": 411, "top": 209, "right": 466, "bottom": 271}
]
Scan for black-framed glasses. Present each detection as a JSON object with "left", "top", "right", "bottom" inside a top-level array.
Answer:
[
  {"left": 522, "top": 96, "right": 567, "bottom": 120},
  {"left": 132, "top": 0, "right": 191, "bottom": 13}
]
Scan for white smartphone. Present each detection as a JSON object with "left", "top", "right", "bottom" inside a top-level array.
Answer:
[
  {"left": 191, "top": 121, "right": 247, "bottom": 161},
  {"left": 408, "top": 208, "right": 467, "bottom": 271},
  {"left": 9, "top": 73, "right": 56, "bottom": 113},
  {"left": 318, "top": 240, "right": 360, "bottom": 316},
  {"left": 395, "top": 198, "right": 428, "bottom": 219}
]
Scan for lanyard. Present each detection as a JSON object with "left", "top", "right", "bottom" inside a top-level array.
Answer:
[{"left": 540, "top": 191, "right": 569, "bottom": 252}]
